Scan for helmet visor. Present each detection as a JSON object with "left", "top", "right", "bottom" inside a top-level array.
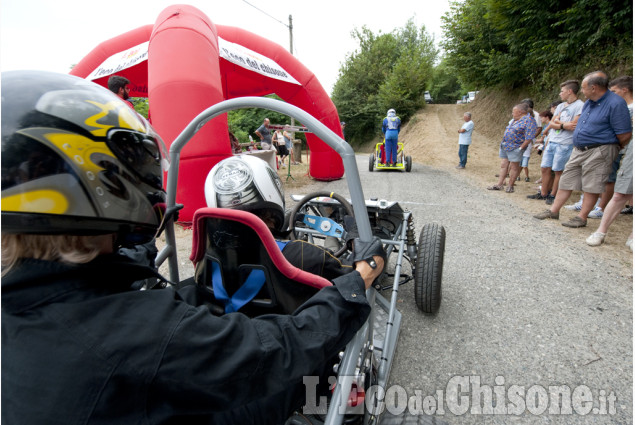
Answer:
[{"left": 106, "top": 128, "right": 167, "bottom": 190}]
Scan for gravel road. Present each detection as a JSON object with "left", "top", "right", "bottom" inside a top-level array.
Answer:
[
  {"left": 161, "top": 152, "right": 632, "bottom": 424},
  {"left": 294, "top": 155, "right": 633, "bottom": 424}
]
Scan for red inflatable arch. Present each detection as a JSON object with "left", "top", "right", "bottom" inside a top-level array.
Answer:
[{"left": 71, "top": 4, "right": 344, "bottom": 222}]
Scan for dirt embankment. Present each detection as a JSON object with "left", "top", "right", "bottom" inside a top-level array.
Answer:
[{"left": 397, "top": 102, "right": 633, "bottom": 274}]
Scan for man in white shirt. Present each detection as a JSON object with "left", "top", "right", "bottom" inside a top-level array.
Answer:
[
  {"left": 527, "top": 80, "right": 583, "bottom": 204},
  {"left": 456, "top": 112, "right": 474, "bottom": 169}
]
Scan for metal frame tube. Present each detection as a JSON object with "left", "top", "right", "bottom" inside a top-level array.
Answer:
[
  {"left": 376, "top": 212, "right": 409, "bottom": 387},
  {"left": 159, "top": 97, "right": 397, "bottom": 424}
]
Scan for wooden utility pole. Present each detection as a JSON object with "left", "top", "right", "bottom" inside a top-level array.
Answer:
[
  {"left": 288, "top": 15, "right": 293, "bottom": 54},
  {"left": 289, "top": 15, "right": 295, "bottom": 131}
]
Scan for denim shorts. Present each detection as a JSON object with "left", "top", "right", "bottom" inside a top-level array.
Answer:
[
  {"left": 540, "top": 142, "right": 573, "bottom": 172},
  {"left": 499, "top": 146, "right": 523, "bottom": 163},
  {"left": 521, "top": 156, "right": 530, "bottom": 167}
]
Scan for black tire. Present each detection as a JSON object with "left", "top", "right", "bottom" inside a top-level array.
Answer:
[
  {"left": 369, "top": 153, "right": 375, "bottom": 172},
  {"left": 414, "top": 223, "right": 445, "bottom": 314},
  {"left": 406, "top": 156, "right": 412, "bottom": 172}
]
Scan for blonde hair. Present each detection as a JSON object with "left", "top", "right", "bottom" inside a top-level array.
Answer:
[{"left": 1, "top": 234, "right": 113, "bottom": 277}]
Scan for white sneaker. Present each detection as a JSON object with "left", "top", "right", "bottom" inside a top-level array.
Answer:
[
  {"left": 586, "top": 232, "right": 606, "bottom": 246},
  {"left": 564, "top": 204, "right": 581, "bottom": 211},
  {"left": 626, "top": 238, "right": 633, "bottom": 252},
  {"left": 587, "top": 206, "right": 603, "bottom": 219},
  {"left": 564, "top": 196, "right": 584, "bottom": 211}
]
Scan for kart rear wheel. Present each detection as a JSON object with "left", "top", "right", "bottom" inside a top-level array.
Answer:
[
  {"left": 406, "top": 156, "right": 412, "bottom": 172},
  {"left": 414, "top": 223, "right": 445, "bottom": 314},
  {"left": 369, "top": 153, "right": 375, "bottom": 172}
]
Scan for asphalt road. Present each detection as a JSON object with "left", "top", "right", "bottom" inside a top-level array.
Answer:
[{"left": 295, "top": 155, "right": 633, "bottom": 424}]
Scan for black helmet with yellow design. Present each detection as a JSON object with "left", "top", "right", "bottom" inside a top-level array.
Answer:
[{"left": 1, "top": 71, "right": 168, "bottom": 245}]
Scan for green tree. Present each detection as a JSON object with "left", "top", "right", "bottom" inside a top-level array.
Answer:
[
  {"left": 441, "top": 0, "right": 510, "bottom": 88},
  {"left": 377, "top": 20, "right": 437, "bottom": 117},
  {"left": 429, "top": 59, "right": 463, "bottom": 104},
  {"left": 441, "top": 0, "right": 632, "bottom": 92},
  {"left": 332, "top": 20, "right": 437, "bottom": 145},
  {"left": 131, "top": 98, "right": 149, "bottom": 119},
  {"left": 227, "top": 94, "right": 294, "bottom": 143},
  {"left": 332, "top": 28, "right": 400, "bottom": 144}
]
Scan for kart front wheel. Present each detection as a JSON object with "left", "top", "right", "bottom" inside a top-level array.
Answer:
[
  {"left": 369, "top": 153, "right": 375, "bottom": 172},
  {"left": 414, "top": 223, "right": 445, "bottom": 314}
]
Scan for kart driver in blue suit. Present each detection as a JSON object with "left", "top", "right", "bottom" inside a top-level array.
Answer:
[{"left": 382, "top": 108, "right": 401, "bottom": 165}]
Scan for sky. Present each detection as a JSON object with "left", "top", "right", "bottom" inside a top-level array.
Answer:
[{"left": 1, "top": 0, "right": 452, "bottom": 95}]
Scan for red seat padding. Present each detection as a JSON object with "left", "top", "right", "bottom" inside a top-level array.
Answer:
[{"left": 190, "top": 208, "right": 332, "bottom": 315}]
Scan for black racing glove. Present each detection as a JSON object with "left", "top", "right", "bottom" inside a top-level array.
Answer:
[{"left": 350, "top": 236, "right": 386, "bottom": 270}]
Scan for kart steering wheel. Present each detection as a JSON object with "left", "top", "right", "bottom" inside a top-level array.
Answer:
[{"left": 288, "top": 191, "right": 355, "bottom": 257}]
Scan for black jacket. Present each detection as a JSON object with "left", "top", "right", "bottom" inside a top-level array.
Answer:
[
  {"left": 1, "top": 255, "right": 370, "bottom": 424},
  {"left": 281, "top": 239, "right": 354, "bottom": 281}
]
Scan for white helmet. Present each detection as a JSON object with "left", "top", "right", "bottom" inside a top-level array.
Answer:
[
  {"left": 387, "top": 109, "right": 396, "bottom": 117},
  {"left": 205, "top": 155, "right": 285, "bottom": 230}
]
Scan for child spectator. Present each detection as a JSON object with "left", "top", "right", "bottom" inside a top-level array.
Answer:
[{"left": 534, "top": 110, "right": 554, "bottom": 156}]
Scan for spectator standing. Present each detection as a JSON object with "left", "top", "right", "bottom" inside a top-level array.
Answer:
[
  {"left": 488, "top": 103, "right": 537, "bottom": 193},
  {"left": 592, "top": 76, "right": 635, "bottom": 219},
  {"left": 229, "top": 131, "right": 242, "bottom": 154},
  {"left": 518, "top": 98, "right": 542, "bottom": 182},
  {"left": 586, "top": 76, "right": 633, "bottom": 249},
  {"left": 255, "top": 118, "right": 274, "bottom": 150},
  {"left": 107, "top": 75, "right": 134, "bottom": 108},
  {"left": 283, "top": 125, "right": 298, "bottom": 165},
  {"left": 534, "top": 71, "right": 632, "bottom": 228},
  {"left": 382, "top": 109, "right": 401, "bottom": 165},
  {"left": 528, "top": 80, "right": 584, "bottom": 204},
  {"left": 456, "top": 112, "right": 474, "bottom": 169},
  {"left": 274, "top": 130, "right": 288, "bottom": 167},
  {"left": 499, "top": 99, "right": 541, "bottom": 185}
]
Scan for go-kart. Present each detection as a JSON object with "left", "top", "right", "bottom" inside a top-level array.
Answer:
[
  {"left": 368, "top": 141, "right": 412, "bottom": 172},
  {"left": 157, "top": 97, "right": 446, "bottom": 424},
  {"left": 289, "top": 193, "right": 445, "bottom": 313}
]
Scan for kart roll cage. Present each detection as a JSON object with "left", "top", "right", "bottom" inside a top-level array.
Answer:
[{"left": 157, "top": 97, "right": 401, "bottom": 424}]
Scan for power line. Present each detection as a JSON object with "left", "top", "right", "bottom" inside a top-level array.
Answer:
[{"left": 241, "top": 0, "right": 289, "bottom": 28}]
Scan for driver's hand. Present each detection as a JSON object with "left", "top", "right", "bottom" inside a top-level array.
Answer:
[{"left": 355, "top": 256, "right": 385, "bottom": 289}]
